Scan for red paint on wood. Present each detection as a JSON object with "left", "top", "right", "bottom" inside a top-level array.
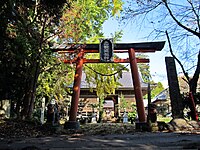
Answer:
[{"left": 129, "top": 48, "right": 146, "bottom": 122}]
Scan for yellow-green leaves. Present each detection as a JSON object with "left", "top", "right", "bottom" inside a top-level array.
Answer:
[
  {"left": 84, "top": 53, "right": 128, "bottom": 99},
  {"left": 112, "top": 0, "right": 124, "bottom": 16},
  {"left": 59, "top": 0, "right": 123, "bottom": 43}
]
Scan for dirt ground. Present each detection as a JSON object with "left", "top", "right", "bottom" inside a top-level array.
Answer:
[
  {"left": 1, "top": 132, "right": 200, "bottom": 150},
  {"left": 1, "top": 120, "right": 200, "bottom": 150}
]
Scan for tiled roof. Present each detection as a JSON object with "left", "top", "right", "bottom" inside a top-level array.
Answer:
[
  {"left": 118, "top": 72, "right": 147, "bottom": 88},
  {"left": 80, "top": 72, "right": 148, "bottom": 89},
  {"left": 152, "top": 88, "right": 169, "bottom": 102}
]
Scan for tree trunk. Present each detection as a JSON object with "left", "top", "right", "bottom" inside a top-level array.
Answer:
[
  {"left": 189, "top": 51, "right": 200, "bottom": 94},
  {"left": 27, "top": 61, "right": 40, "bottom": 119},
  {"left": 187, "top": 51, "right": 200, "bottom": 120},
  {"left": 16, "top": 99, "right": 22, "bottom": 119},
  {"left": 21, "top": 89, "right": 32, "bottom": 119},
  {"left": 21, "top": 59, "right": 40, "bottom": 119}
]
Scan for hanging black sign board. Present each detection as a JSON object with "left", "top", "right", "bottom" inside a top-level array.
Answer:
[{"left": 99, "top": 38, "right": 114, "bottom": 62}]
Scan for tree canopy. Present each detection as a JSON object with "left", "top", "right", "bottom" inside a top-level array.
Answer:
[
  {"left": 0, "top": 0, "right": 67, "bottom": 118},
  {"left": 0, "top": 0, "right": 124, "bottom": 119}
]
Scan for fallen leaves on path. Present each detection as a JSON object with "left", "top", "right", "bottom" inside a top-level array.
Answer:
[
  {"left": 0, "top": 119, "right": 135, "bottom": 139},
  {"left": 0, "top": 119, "right": 55, "bottom": 139},
  {"left": 81, "top": 123, "right": 135, "bottom": 135}
]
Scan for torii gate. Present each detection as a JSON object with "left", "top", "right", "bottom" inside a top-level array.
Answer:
[{"left": 53, "top": 41, "right": 165, "bottom": 129}]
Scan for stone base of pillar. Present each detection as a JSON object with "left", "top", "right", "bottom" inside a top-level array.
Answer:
[
  {"left": 149, "top": 122, "right": 159, "bottom": 132},
  {"left": 64, "top": 121, "right": 80, "bottom": 130},
  {"left": 135, "top": 122, "right": 149, "bottom": 132}
]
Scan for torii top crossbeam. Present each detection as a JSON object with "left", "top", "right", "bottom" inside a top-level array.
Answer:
[{"left": 52, "top": 41, "right": 165, "bottom": 53}]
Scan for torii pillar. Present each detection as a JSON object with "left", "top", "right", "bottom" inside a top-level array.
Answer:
[
  {"left": 64, "top": 49, "right": 84, "bottom": 129},
  {"left": 129, "top": 48, "right": 146, "bottom": 122}
]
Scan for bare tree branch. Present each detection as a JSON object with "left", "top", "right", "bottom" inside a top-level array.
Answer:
[
  {"left": 182, "top": 77, "right": 189, "bottom": 84},
  {"left": 165, "top": 30, "right": 190, "bottom": 83},
  {"left": 42, "top": 30, "right": 62, "bottom": 44},
  {"left": 40, "top": 14, "right": 48, "bottom": 51},
  {"left": 40, "top": 62, "right": 62, "bottom": 73},
  {"left": 187, "top": 0, "right": 200, "bottom": 32},
  {"left": 163, "top": 1, "right": 200, "bottom": 38}
]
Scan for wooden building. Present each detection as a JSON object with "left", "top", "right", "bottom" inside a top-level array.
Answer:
[{"left": 77, "top": 71, "right": 148, "bottom": 119}]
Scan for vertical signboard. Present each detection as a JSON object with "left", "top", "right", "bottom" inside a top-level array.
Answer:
[
  {"left": 99, "top": 38, "right": 114, "bottom": 62},
  {"left": 165, "top": 57, "right": 183, "bottom": 118}
]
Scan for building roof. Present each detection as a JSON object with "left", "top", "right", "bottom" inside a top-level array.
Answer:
[
  {"left": 118, "top": 72, "right": 148, "bottom": 89},
  {"left": 152, "top": 88, "right": 169, "bottom": 103},
  {"left": 80, "top": 71, "right": 148, "bottom": 89}
]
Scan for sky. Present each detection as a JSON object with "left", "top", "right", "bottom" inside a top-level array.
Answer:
[
  {"left": 101, "top": 0, "right": 200, "bottom": 88},
  {"left": 102, "top": 17, "right": 170, "bottom": 88}
]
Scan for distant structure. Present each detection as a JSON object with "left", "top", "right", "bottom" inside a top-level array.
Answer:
[{"left": 77, "top": 71, "right": 148, "bottom": 119}]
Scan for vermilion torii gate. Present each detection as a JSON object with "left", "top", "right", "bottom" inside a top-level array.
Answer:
[{"left": 53, "top": 41, "right": 165, "bottom": 129}]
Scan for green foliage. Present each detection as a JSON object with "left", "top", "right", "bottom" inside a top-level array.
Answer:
[
  {"left": 0, "top": 0, "right": 67, "bottom": 118},
  {"left": 143, "top": 82, "right": 164, "bottom": 99},
  {"left": 84, "top": 54, "right": 128, "bottom": 99},
  {"left": 136, "top": 53, "right": 165, "bottom": 100},
  {"left": 128, "top": 111, "right": 137, "bottom": 119},
  {"left": 36, "top": 60, "right": 74, "bottom": 101},
  {"left": 87, "top": 30, "right": 123, "bottom": 43},
  {"left": 112, "top": 0, "right": 124, "bottom": 16},
  {"left": 119, "top": 94, "right": 128, "bottom": 111},
  {"left": 151, "top": 82, "right": 165, "bottom": 98},
  {"left": 128, "top": 103, "right": 137, "bottom": 120},
  {"left": 36, "top": 0, "right": 124, "bottom": 103},
  {"left": 137, "top": 54, "right": 151, "bottom": 82},
  {"left": 0, "top": 0, "right": 124, "bottom": 118},
  {"left": 83, "top": 50, "right": 128, "bottom": 122},
  {"left": 59, "top": 0, "right": 123, "bottom": 43}
]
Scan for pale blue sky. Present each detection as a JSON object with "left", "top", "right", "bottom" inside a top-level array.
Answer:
[
  {"left": 102, "top": 0, "right": 200, "bottom": 88},
  {"left": 102, "top": 17, "right": 170, "bottom": 87}
]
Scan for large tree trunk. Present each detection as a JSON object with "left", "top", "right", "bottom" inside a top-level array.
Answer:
[
  {"left": 188, "top": 51, "right": 200, "bottom": 120},
  {"left": 27, "top": 61, "right": 40, "bottom": 119},
  {"left": 189, "top": 51, "right": 200, "bottom": 94},
  {"left": 21, "top": 86, "right": 32, "bottom": 119},
  {"left": 21, "top": 59, "right": 40, "bottom": 119}
]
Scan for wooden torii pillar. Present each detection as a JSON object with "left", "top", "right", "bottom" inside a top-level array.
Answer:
[{"left": 52, "top": 41, "right": 165, "bottom": 129}]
